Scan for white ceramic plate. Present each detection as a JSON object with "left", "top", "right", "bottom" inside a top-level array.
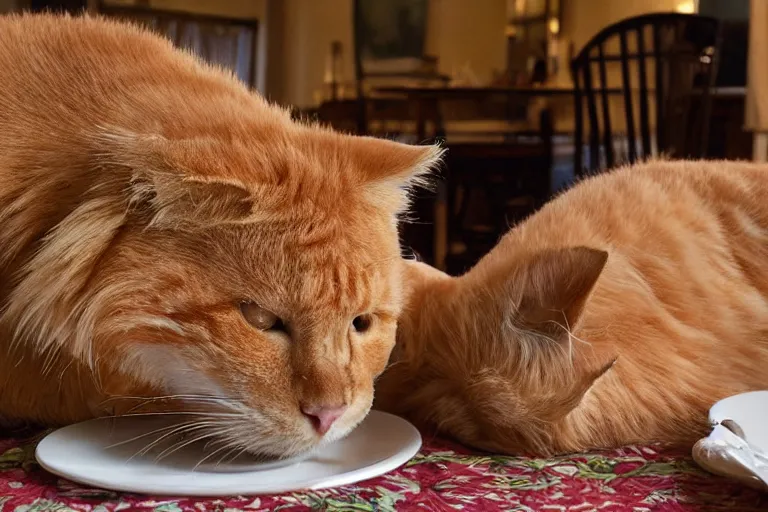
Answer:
[
  {"left": 692, "top": 390, "right": 768, "bottom": 491},
  {"left": 35, "top": 410, "right": 422, "bottom": 496}
]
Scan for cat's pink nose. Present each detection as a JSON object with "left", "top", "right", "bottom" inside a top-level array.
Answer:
[{"left": 301, "top": 403, "right": 347, "bottom": 435}]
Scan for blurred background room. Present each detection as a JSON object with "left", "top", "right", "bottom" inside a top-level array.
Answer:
[{"left": 2, "top": 0, "right": 755, "bottom": 275}]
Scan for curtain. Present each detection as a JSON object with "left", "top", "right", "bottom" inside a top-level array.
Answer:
[{"left": 100, "top": 5, "right": 257, "bottom": 88}]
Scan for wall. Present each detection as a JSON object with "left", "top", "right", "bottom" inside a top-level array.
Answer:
[
  {"left": 270, "top": 0, "right": 507, "bottom": 107},
  {"left": 426, "top": 0, "right": 506, "bottom": 85},
  {"left": 271, "top": 0, "right": 355, "bottom": 107},
  {"left": 561, "top": 0, "right": 694, "bottom": 55}
]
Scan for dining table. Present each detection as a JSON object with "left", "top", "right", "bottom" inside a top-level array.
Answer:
[
  {"left": 373, "top": 85, "right": 587, "bottom": 270},
  {"left": 374, "top": 84, "right": 747, "bottom": 270},
  {"left": 374, "top": 85, "right": 588, "bottom": 141}
]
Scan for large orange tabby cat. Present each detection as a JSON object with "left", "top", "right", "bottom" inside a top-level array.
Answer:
[
  {"left": 376, "top": 160, "right": 768, "bottom": 455},
  {"left": 0, "top": 14, "right": 441, "bottom": 457}
]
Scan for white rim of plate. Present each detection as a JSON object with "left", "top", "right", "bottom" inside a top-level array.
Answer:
[{"left": 35, "top": 410, "right": 422, "bottom": 496}]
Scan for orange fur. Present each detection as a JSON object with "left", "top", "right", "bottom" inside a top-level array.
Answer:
[
  {"left": 377, "top": 160, "right": 768, "bottom": 455},
  {"left": 0, "top": 14, "right": 441, "bottom": 457}
]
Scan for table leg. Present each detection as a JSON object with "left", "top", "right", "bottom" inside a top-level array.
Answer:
[
  {"left": 434, "top": 181, "right": 447, "bottom": 271},
  {"left": 416, "top": 99, "right": 426, "bottom": 142},
  {"left": 753, "top": 133, "right": 768, "bottom": 162}
]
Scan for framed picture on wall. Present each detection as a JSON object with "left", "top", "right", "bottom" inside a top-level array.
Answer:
[{"left": 354, "top": 0, "right": 429, "bottom": 74}]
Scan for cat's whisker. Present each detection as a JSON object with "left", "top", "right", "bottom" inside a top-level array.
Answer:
[
  {"left": 104, "top": 420, "right": 203, "bottom": 449},
  {"left": 110, "top": 394, "right": 246, "bottom": 410},
  {"left": 153, "top": 424, "right": 240, "bottom": 461},
  {"left": 223, "top": 443, "right": 254, "bottom": 467},
  {"left": 101, "top": 393, "right": 239, "bottom": 404},
  {"left": 215, "top": 445, "right": 243, "bottom": 467},
  {"left": 101, "top": 411, "right": 242, "bottom": 420},
  {"left": 130, "top": 421, "right": 220, "bottom": 460},
  {"left": 192, "top": 436, "right": 246, "bottom": 471},
  {"left": 99, "top": 394, "right": 247, "bottom": 415}
]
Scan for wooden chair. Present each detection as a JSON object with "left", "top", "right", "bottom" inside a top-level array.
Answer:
[
  {"left": 441, "top": 102, "right": 554, "bottom": 275},
  {"left": 571, "top": 13, "right": 721, "bottom": 176}
]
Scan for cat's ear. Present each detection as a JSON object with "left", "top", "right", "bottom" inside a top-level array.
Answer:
[
  {"left": 543, "top": 356, "right": 618, "bottom": 420},
  {"left": 96, "top": 129, "right": 256, "bottom": 229},
  {"left": 509, "top": 247, "right": 608, "bottom": 341},
  {"left": 130, "top": 166, "right": 255, "bottom": 229},
  {"left": 347, "top": 136, "right": 444, "bottom": 213}
]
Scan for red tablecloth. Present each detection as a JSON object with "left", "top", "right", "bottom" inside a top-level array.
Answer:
[{"left": 0, "top": 431, "right": 764, "bottom": 511}]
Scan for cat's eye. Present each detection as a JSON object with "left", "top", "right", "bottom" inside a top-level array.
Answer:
[
  {"left": 239, "top": 301, "right": 286, "bottom": 332},
  {"left": 352, "top": 314, "right": 373, "bottom": 333}
]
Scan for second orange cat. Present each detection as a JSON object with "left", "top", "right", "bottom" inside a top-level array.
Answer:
[{"left": 376, "top": 160, "right": 768, "bottom": 455}]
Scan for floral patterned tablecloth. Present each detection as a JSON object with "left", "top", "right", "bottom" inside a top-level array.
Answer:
[{"left": 0, "top": 430, "right": 765, "bottom": 511}]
